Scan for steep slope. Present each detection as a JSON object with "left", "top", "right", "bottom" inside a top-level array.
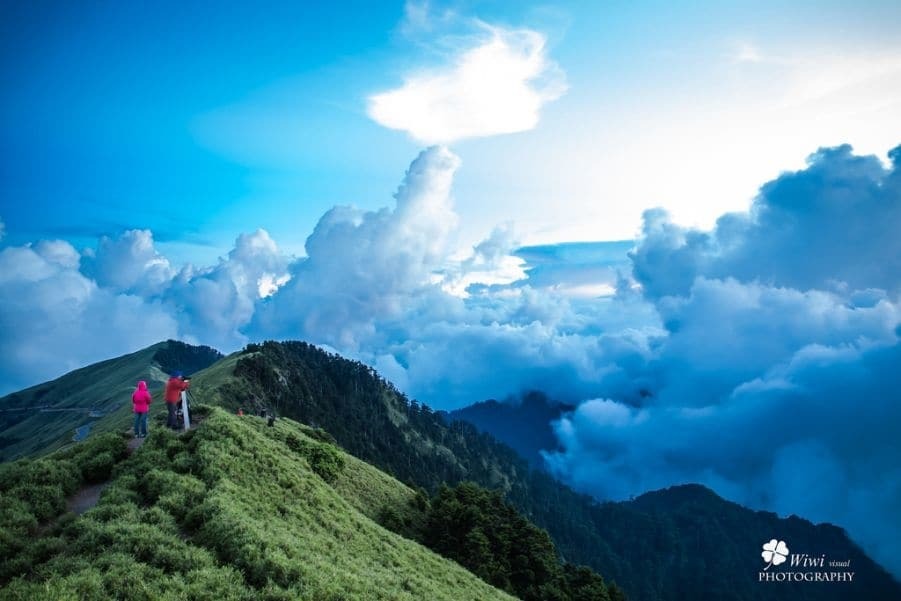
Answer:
[
  {"left": 189, "top": 341, "right": 530, "bottom": 494},
  {"left": 0, "top": 340, "right": 221, "bottom": 461},
  {"left": 190, "top": 340, "right": 901, "bottom": 601},
  {"left": 0, "top": 407, "right": 516, "bottom": 600},
  {"left": 447, "top": 391, "right": 573, "bottom": 468}
]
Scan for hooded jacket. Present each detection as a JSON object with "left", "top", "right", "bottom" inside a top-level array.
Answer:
[
  {"left": 132, "top": 381, "right": 152, "bottom": 414},
  {"left": 164, "top": 376, "right": 190, "bottom": 404}
]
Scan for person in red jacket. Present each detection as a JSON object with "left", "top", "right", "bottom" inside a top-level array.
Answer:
[
  {"left": 132, "top": 380, "right": 152, "bottom": 438},
  {"left": 164, "top": 371, "right": 190, "bottom": 430}
]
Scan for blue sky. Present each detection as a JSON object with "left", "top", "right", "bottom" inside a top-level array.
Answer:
[
  {"left": 3, "top": 1, "right": 900, "bottom": 261},
  {"left": 2, "top": 0, "right": 901, "bottom": 578},
  {"left": 1, "top": 2, "right": 405, "bottom": 260}
]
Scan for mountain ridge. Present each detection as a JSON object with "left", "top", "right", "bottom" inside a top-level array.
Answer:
[
  {"left": 3, "top": 339, "right": 899, "bottom": 600},
  {"left": 0, "top": 407, "right": 520, "bottom": 599}
]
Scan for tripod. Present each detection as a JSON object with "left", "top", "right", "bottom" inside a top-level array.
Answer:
[{"left": 176, "top": 389, "right": 196, "bottom": 430}]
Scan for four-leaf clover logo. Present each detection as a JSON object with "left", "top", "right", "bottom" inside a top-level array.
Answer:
[{"left": 761, "top": 539, "right": 789, "bottom": 570}]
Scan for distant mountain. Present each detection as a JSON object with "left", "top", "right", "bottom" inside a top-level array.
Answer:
[
  {"left": 448, "top": 393, "right": 901, "bottom": 599},
  {"left": 0, "top": 340, "right": 221, "bottom": 460},
  {"left": 447, "top": 391, "right": 573, "bottom": 468},
  {"left": 590, "top": 483, "right": 900, "bottom": 601},
  {"left": 188, "top": 341, "right": 900, "bottom": 601}
]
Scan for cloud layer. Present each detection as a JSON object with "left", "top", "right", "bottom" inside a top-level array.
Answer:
[
  {"left": 367, "top": 24, "right": 566, "bottom": 144},
  {"left": 546, "top": 144, "right": 901, "bottom": 576},
  {"left": 0, "top": 228, "right": 289, "bottom": 393},
  {"left": 0, "top": 239, "right": 179, "bottom": 392}
]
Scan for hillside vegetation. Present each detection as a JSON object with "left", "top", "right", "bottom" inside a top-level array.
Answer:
[{"left": 0, "top": 407, "right": 517, "bottom": 600}]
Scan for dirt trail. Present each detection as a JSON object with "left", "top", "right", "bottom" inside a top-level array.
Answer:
[
  {"left": 66, "top": 482, "right": 110, "bottom": 515},
  {"left": 64, "top": 416, "right": 207, "bottom": 516},
  {"left": 64, "top": 435, "right": 146, "bottom": 515}
]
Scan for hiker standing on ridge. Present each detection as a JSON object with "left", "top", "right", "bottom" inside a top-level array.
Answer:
[
  {"left": 165, "top": 371, "right": 190, "bottom": 430},
  {"left": 132, "top": 381, "right": 151, "bottom": 438}
]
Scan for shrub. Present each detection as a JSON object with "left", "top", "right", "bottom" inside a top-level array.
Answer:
[
  {"left": 183, "top": 566, "right": 251, "bottom": 601},
  {"left": 306, "top": 427, "right": 337, "bottom": 446},
  {"left": 283, "top": 434, "right": 345, "bottom": 482},
  {"left": 80, "top": 451, "right": 116, "bottom": 483},
  {"left": 8, "top": 483, "right": 67, "bottom": 522},
  {"left": 0, "top": 458, "right": 80, "bottom": 497}
]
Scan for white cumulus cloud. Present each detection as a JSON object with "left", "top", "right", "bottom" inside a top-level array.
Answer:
[
  {"left": 0, "top": 240, "right": 178, "bottom": 392},
  {"left": 368, "top": 24, "right": 566, "bottom": 144},
  {"left": 82, "top": 229, "right": 175, "bottom": 296},
  {"left": 252, "top": 146, "right": 462, "bottom": 348},
  {"left": 167, "top": 228, "right": 291, "bottom": 350}
]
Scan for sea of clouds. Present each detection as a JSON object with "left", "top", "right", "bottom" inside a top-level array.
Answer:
[
  {"left": 545, "top": 144, "right": 901, "bottom": 576},
  {"left": 1, "top": 142, "right": 899, "bottom": 575}
]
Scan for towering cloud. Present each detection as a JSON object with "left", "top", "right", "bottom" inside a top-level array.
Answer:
[
  {"left": 252, "top": 146, "right": 461, "bottom": 348},
  {"left": 166, "top": 228, "right": 291, "bottom": 350}
]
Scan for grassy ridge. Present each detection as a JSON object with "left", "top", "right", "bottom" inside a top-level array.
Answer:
[
  {"left": 0, "top": 344, "right": 167, "bottom": 460},
  {"left": 0, "top": 408, "right": 515, "bottom": 600},
  {"left": 0, "top": 341, "right": 221, "bottom": 461}
]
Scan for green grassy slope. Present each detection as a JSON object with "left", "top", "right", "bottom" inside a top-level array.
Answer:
[
  {"left": 0, "top": 341, "right": 221, "bottom": 461},
  {"left": 187, "top": 350, "right": 248, "bottom": 407},
  {"left": 0, "top": 407, "right": 515, "bottom": 601}
]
